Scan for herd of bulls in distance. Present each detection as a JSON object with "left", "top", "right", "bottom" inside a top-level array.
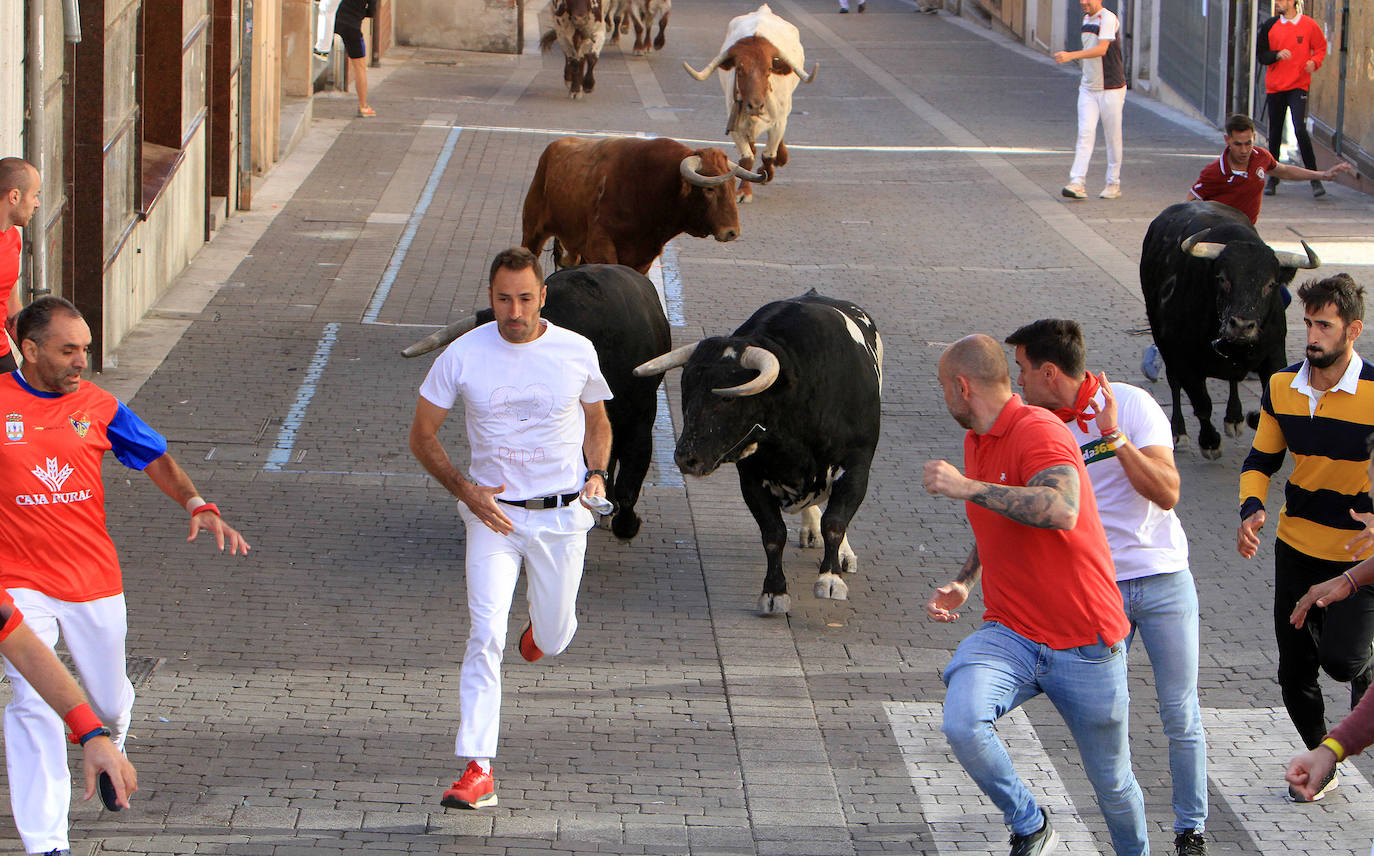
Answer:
[{"left": 407, "top": 4, "right": 1334, "bottom": 615}]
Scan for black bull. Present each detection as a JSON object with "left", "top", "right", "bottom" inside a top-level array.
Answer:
[
  {"left": 403, "top": 264, "right": 671, "bottom": 540},
  {"left": 1141, "top": 201, "right": 1319, "bottom": 459},
  {"left": 635, "top": 291, "right": 882, "bottom": 615}
]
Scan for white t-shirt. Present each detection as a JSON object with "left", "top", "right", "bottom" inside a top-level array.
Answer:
[
  {"left": 1079, "top": 7, "right": 1123, "bottom": 91},
  {"left": 1066, "top": 382, "right": 1190, "bottom": 581},
  {"left": 419, "top": 320, "right": 612, "bottom": 501}
]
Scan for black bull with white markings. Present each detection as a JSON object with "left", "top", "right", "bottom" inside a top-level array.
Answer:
[
  {"left": 1141, "top": 201, "right": 1320, "bottom": 459},
  {"left": 402, "top": 264, "right": 671, "bottom": 540},
  {"left": 635, "top": 291, "right": 882, "bottom": 615}
]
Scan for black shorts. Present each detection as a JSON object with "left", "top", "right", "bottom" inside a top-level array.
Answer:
[{"left": 334, "top": 19, "right": 366, "bottom": 59}]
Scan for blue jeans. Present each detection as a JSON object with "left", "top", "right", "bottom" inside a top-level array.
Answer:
[
  {"left": 942, "top": 622, "right": 1148, "bottom": 856},
  {"left": 1119, "top": 570, "right": 1207, "bottom": 833}
]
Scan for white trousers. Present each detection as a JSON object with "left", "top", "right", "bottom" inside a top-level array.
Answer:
[
  {"left": 2, "top": 589, "right": 133, "bottom": 854},
  {"left": 456, "top": 502, "right": 592, "bottom": 761},
  {"left": 1069, "top": 85, "right": 1125, "bottom": 186}
]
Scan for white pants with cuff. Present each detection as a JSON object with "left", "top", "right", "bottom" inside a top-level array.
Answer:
[
  {"left": 2, "top": 589, "right": 134, "bottom": 855},
  {"left": 1069, "top": 85, "right": 1125, "bottom": 187},
  {"left": 456, "top": 502, "right": 593, "bottom": 761}
]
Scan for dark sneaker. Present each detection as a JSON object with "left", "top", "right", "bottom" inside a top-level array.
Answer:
[
  {"left": 519, "top": 622, "right": 544, "bottom": 662},
  {"left": 40, "top": 850, "right": 73, "bottom": 856},
  {"left": 1289, "top": 768, "right": 1338, "bottom": 802},
  {"left": 1311, "top": 179, "right": 1326, "bottom": 198},
  {"left": 857, "top": 1, "right": 866, "bottom": 11},
  {"left": 838, "top": 6, "right": 849, "bottom": 11},
  {"left": 1008, "top": 808, "right": 1058, "bottom": 856},
  {"left": 1264, "top": 176, "right": 1279, "bottom": 196},
  {"left": 441, "top": 760, "right": 497, "bottom": 809},
  {"left": 1174, "top": 829, "right": 1207, "bottom": 855}
]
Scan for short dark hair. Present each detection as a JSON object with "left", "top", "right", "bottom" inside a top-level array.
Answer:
[
  {"left": 16, "top": 296, "right": 83, "bottom": 347},
  {"left": 0, "top": 157, "right": 36, "bottom": 196},
  {"left": 1297, "top": 274, "right": 1365, "bottom": 327},
  {"left": 1004, "top": 319, "right": 1086, "bottom": 377},
  {"left": 488, "top": 247, "right": 543, "bottom": 286},
  {"left": 1366, "top": 429, "right": 1374, "bottom": 456},
  {"left": 1224, "top": 114, "right": 1255, "bottom": 136}
]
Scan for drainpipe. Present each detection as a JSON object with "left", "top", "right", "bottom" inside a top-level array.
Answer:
[
  {"left": 25, "top": 0, "right": 48, "bottom": 299},
  {"left": 62, "top": 0, "right": 80, "bottom": 41}
]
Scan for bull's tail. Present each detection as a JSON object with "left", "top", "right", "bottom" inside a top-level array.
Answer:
[{"left": 539, "top": 29, "right": 559, "bottom": 53}]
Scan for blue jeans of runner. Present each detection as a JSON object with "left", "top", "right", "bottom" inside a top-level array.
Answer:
[
  {"left": 942, "top": 621, "right": 1148, "bottom": 856},
  {"left": 1120, "top": 569, "right": 1207, "bottom": 834}
]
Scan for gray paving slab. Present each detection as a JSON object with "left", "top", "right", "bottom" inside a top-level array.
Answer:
[{"left": 3, "top": 0, "right": 1374, "bottom": 854}]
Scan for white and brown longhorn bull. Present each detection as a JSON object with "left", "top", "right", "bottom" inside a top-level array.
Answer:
[
  {"left": 541, "top": 0, "right": 607, "bottom": 98},
  {"left": 627, "top": 0, "right": 670, "bottom": 55},
  {"left": 684, "top": 4, "right": 817, "bottom": 203}
]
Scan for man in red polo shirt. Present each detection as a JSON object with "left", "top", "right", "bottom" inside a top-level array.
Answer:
[
  {"left": 923, "top": 334, "right": 1147, "bottom": 856},
  {"left": 1189, "top": 113, "right": 1352, "bottom": 224},
  {"left": 0, "top": 157, "right": 41, "bottom": 372}
]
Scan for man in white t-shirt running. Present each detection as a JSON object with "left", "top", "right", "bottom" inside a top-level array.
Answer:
[
  {"left": 1054, "top": 0, "right": 1127, "bottom": 200},
  {"left": 409, "top": 247, "right": 613, "bottom": 811},
  {"left": 1007, "top": 319, "right": 1209, "bottom": 856}
]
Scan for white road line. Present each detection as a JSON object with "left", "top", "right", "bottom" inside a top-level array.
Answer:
[
  {"left": 1202, "top": 706, "right": 1374, "bottom": 856},
  {"left": 625, "top": 55, "right": 679, "bottom": 123},
  {"left": 264, "top": 322, "right": 341, "bottom": 471},
  {"left": 362, "top": 126, "right": 462, "bottom": 323},
  {"left": 885, "top": 700, "right": 1108, "bottom": 854},
  {"left": 645, "top": 244, "right": 686, "bottom": 488}
]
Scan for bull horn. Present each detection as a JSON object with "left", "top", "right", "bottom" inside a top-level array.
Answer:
[
  {"left": 730, "top": 161, "right": 766, "bottom": 183},
  {"left": 794, "top": 61, "right": 819, "bottom": 83},
  {"left": 713, "top": 346, "right": 780, "bottom": 398},
  {"left": 683, "top": 52, "right": 728, "bottom": 81},
  {"left": 401, "top": 315, "right": 479, "bottom": 358},
  {"left": 1181, "top": 228, "right": 1225, "bottom": 260},
  {"left": 634, "top": 342, "right": 699, "bottom": 376},
  {"left": 680, "top": 155, "right": 734, "bottom": 188},
  {"left": 1273, "top": 239, "right": 1321, "bottom": 270}
]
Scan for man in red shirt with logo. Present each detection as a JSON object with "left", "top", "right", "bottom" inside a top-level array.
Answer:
[
  {"left": 1258, "top": 0, "right": 1329, "bottom": 196},
  {"left": 0, "top": 297, "right": 249, "bottom": 856},
  {"left": 0, "top": 158, "right": 42, "bottom": 372},
  {"left": 1188, "top": 114, "right": 1352, "bottom": 224},
  {"left": 923, "top": 334, "right": 1147, "bottom": 856}
]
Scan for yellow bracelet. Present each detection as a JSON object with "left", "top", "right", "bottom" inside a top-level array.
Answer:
[{"left": 1321, "top": 737, "right": 1346, "bottom": 762}]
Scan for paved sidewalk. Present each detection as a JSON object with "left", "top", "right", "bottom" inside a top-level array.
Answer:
[{"left": 4, "top": 0, "right": 1374, "bottom": 854}]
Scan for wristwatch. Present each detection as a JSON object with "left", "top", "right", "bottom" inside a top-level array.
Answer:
[{"left": 585, "top": 469, "right": 610, "bottom": 482}]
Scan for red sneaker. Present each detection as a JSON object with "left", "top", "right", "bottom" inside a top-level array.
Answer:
[
  {"left": 519, "top": 622, "right": 543, "bottom": 662},
  {"left": 441, "top": 760, "right": 497, "bottom": 809}
]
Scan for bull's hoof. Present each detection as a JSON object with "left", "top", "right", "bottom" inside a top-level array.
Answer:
[
  {"left": 1201, "top": 444, "right": 1223, "bottom": 461},
  {"left": 1174, "top": 434, "right": 1191, "bottom": 451},
  {"left": 838, "top": 543, "right": 858, "bottom": 574},
  {"left": 611, "top": 511, "right": 642, "bottom": 542},
  {"left": 1224, "top": 420, "right": 1244, "bottom": 438},
  {"left": 799, "top": 508, "right": 821, "bottom": 548},
  {"left": 736, "top": 190, "right": 753, "bottom": 204},
  {"left": 757, "top": 592, "right": 791, "bottom": 615},
  {"left": 633, "top": 48, "right": 646, "bottom": 56},
  {"left": 814, "top": 572, "right": 849, "bottom": 600},
  {"left": 569, "top": 91, "right": 582, "bottom": 100}
]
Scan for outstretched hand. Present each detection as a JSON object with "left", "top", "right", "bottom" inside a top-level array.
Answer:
[
  {"left": 81, "top": 735, "right": 137, "bottom": 809},
  {"left": 926, "top": 581, "right": 969, "bottom": 623},
  {"left": 188, "top": 512, "right": 251, "bottom": 555}
]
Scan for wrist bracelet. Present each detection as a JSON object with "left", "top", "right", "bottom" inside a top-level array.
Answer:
[
  {"left": 1099, "top": 425, "right": 1119, "bottom": 437},
  {"left": 1344, "top": 570, "right": 1360, "bottom": 597},
  {"left": 185, "top": 495, "right": 206, "bottom": 513},
  {"left": 1321, "top": 736, "right": 1347, "bottom": 762},
  {"left": 78, "top": 726, "right": 112, "bottom": 746},
  {"left": 63, "top": 703, "right": 105, "bottom": 744},
  {"left": 191, "top": 502, "right": 221, "bottom": 517},
  {"left": 585, "top": 469, "right": 610, "bottom": 482}
]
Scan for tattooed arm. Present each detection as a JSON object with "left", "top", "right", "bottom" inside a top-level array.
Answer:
[{"left": 924, "top": 459, "right": 1080, "bottom": 530}]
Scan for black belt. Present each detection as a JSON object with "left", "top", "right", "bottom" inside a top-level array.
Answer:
[{"left": 496, "top": 492, "right": 581, "bottom": 510}]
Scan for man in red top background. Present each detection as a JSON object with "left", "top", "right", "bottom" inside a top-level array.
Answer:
[
  {"left": 0, "top": 157, "right": 41, "bottom": 372},
  {"left": 1259, "top": 0, "right": 1330, "bottom": 196},
  {"left": 923, "top": 335, "right": 1147, "bottom": 856},
  {"left": 1189, "top": 114, "right": 1352, "bottom": 224}
]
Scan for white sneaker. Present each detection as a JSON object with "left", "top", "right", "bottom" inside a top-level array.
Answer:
[
  {"left": 1061, "top": 182, "right": 1087, "bottom": 199},
  {"left": 1099, "top": 184, "right": 1121, "bottom": 199}
]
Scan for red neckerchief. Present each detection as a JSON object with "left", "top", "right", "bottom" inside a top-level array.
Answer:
[{"left": 1052, "top": 373, "right": 1100, "bottom": 432}]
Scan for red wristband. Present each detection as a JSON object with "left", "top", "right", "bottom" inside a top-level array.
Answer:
[
  {"left": 191, "top": 502, "right": 221, "bottom": 517},
  {"left": 64, "top": 703, "right": 104, "bottom": 744}
]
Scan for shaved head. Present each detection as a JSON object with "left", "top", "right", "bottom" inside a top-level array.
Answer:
[{"left": 940, "top": 334, "right": 1010, "bottom": 389}]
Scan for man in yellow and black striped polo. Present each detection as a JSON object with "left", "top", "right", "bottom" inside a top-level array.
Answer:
[{"left": 1238, "top": 273, "right": 1374, "bottom": 804}]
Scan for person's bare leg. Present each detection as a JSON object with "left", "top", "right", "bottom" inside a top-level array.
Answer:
[{"left": 348, "top": 56, "right": 372, "bottom": 115}]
